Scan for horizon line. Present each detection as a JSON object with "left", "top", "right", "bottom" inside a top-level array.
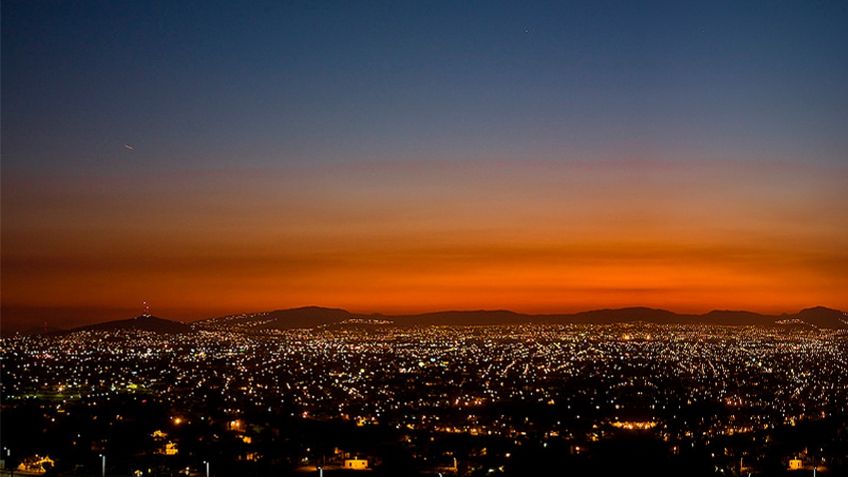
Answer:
[{"left": 2, "top": 303, "right": 843, "bottom": 330}]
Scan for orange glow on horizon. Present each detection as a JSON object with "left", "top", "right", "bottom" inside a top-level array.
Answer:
[{"left": 2, "top": 158, "right": 847, "bottom": 326}]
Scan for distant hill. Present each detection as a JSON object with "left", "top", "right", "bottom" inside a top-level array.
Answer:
[
  {"left": 699, "top": 310, "right": 773, "bottom": 326},
  {"left": 9, "top": 306, "right": 843, "bottom": 338},
  {"left": 196, "top": 306, "right": 355, "bottom": 330},
  {"left": 790, "top": 306, "right": 848, "bottom": 329},
  {"left": 67, "top": 315, "right": 192, "bottom": 334},
  {"left": 194, "top": 305, "right": 847, "bottom": 331}
]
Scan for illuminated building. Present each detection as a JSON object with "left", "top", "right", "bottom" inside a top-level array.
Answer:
[{"left": 344, "top": 458, "right": 369, "bottom": 470}]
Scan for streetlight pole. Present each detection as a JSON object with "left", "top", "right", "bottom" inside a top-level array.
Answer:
[
  {"left": 99, "top": 454, "right": 105, "bottom": 477},
  {"left": 203, "top": 460, "right": 210, "bottom": 477}
]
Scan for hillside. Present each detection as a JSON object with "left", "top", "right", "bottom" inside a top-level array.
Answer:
[{"left": 68, "top": 314, "right": 192, "bottom": 334}]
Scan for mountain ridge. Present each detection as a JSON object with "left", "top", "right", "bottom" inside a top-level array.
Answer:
[
  {"left": 195, "top": 305, "right": 846, "bottom": 330},
  {"left": 8, "top": 306, "right": 845, "bottom": 336}
]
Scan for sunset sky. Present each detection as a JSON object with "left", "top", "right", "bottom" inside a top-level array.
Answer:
[{"left": 2, "top": 1, "right": 847, "bottom": 328}]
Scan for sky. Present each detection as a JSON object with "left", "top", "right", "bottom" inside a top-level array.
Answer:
[{"left": 2, "top": 1, "right": 847, "bottom": 328}]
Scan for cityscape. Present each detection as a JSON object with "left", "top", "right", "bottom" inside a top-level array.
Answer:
[
  {"left": 2, "top": 307, "right": 847, "bottom": 475},
  {"left": 3, "top": 1, "right": 847, "bottom": 476}
]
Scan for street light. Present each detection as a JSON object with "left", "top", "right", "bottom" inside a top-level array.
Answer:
[
  {"left": 99, "top": 454, "right": 106, "bottom": 477},
  {"left": 203, "top": 460, "right": 210, "bottom": 477}
]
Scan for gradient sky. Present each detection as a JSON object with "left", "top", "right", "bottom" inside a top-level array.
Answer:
[{"left": 2, "top": 1, "right": 847, "bottom": 328}]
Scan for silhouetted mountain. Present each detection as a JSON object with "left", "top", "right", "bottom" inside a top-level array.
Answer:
[
  {"left": 197, "top": 306, "right": 355, "bottom": 330},
  {"left": 791, "top": 306, "right": 848, "bottom": 329},
  {"left": 40, "top": 306, "right": 844, "bottom": 333},
  {"left": 68, "top": 315, "right": 191, "bottom": 334},
  {"left": 562, "top": 307, "right": 684, "bottom": 324},
  {"left": 701, "top": 310, "right": 773, "bottom": 326},
  {"left": 258, "top": 306, "right": 354, "bottom": 329},
  {"left": 197, "top": 306, "right": 847, "bottom": 330}
]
